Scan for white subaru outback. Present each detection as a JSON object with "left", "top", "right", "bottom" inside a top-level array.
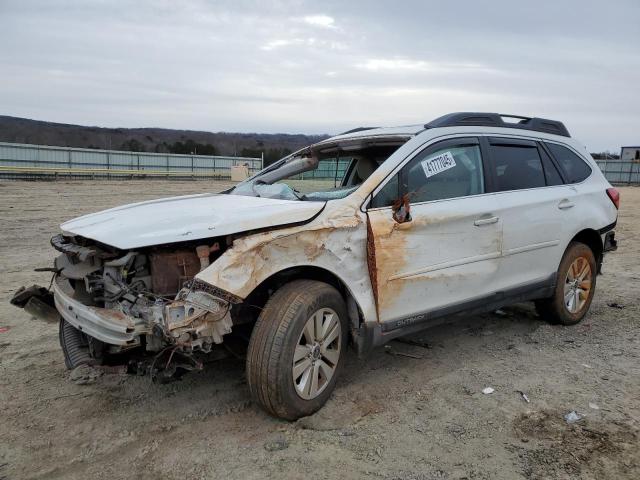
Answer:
[{"left": 13, "top": 112, "right": 619, "bottom": 420}]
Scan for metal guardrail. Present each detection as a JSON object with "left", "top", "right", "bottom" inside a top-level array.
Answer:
[
  {"left": 0, "top": 142, "right": 263, "bottom": 180},
  {"left": 4, "top": 142, "right": 635, "bottom": 186},
  {"left": 595, "top": 159, "right": 640, "bottom": 185}
]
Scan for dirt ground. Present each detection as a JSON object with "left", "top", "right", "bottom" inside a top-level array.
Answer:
[{"left": 0, "top": 180, "right": 638, "bottom": 480}]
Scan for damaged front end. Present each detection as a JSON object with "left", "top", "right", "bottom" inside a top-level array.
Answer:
[{"left": 14, "top": 233, "right": 242, "bottom": 379}]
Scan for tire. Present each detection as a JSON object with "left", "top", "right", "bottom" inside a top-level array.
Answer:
[
  {"left": 535, "top": 242, "right": 597, "bottom": 325},
  {"left": 58, "top": 318, "right": 93, "bottom": 369},
  {"left": 246, "top": 280, "right": 349, "bottom": 420}
]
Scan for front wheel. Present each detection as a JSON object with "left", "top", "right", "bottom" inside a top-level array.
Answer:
[
  {"left": 535, "top": 241, "right": 597, "bottom": 325},
  {"left": 246, "top": 280, "right": 348, "bottom": 420}
]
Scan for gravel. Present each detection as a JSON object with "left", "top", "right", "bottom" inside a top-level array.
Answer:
[{"left": 1, "top": 180, "right": 638, "bottom": 479}]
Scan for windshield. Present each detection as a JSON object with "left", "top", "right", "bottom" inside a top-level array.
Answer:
[{"left": 230, "top": 141, "right": 404, "bottom": 201}]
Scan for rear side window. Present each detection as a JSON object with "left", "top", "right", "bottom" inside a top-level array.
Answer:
[
  {"left": 539, "top": 148, "right": 563, "bottom": 186},
  {"left": 489, "top": 143, "right": 546, "bottom": 191},
  {"left": 545, "top": 143, "right": 592, "bottom": 183}
]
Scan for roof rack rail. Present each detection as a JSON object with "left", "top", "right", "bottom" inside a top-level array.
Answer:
[
  {"left": 424, "top": 112, "right": 571, "bottom": 137},
  {"left": 340, "top": 126, "right": 378, "bottom": 135}
]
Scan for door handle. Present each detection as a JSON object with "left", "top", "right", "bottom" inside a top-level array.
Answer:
[
  {"left": 474, "top": 216, "right": 499, "bottom": 226},
  {"left": 558, "top": 199, "right": 575, "bottom": 210}
]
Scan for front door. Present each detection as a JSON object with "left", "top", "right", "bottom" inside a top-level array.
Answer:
[{"left": 367, "top": 137, "right": 502, "bottom": 329}]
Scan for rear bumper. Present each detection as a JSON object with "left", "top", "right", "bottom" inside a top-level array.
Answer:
[{"left": 52, "top": 277, "right": 146, "bottom": 346}]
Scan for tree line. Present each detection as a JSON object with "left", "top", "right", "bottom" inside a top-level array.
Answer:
[
  {"left": 117, "top": 139, "right": 219, "bottom": 155},
  {"left": 109, "top": 139, "right": 623, "bottom": 166},
  {"left": 116, "top": 139, "right": 291, "bottom": 165}
]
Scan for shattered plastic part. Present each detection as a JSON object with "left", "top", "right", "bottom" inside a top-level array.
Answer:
[
  {"left": 164, "top": 293, "right": 232, "bottom": 347},
  {"left": 231, "top": 182, "right": 302, "bottom": 201}
]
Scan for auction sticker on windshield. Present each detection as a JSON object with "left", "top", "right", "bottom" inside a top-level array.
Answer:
[{"left": 421, "top": 151, "right": 456, "bottom": 178}]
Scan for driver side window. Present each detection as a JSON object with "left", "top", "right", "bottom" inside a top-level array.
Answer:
[
  {"left": 403, "top": 140, "right": 484, "bottom": 203},
  {"left": 370, "top": 138, "right": 485, "bottom": 208}
]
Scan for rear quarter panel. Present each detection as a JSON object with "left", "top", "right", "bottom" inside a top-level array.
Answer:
[{"left": 556, "top": 142, "right": 617, "bottom": 262}]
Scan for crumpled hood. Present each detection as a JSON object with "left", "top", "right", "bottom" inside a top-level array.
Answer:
[{"left": 61, "top": 193, "right": 325, "bottom": 249}]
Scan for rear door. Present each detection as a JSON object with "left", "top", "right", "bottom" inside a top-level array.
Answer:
[
  {"left": 367, "top": 137, "right": 502, "bottom": 328},
  {"left": 482, "top": 136, "right": 574, "bottom": 291}
]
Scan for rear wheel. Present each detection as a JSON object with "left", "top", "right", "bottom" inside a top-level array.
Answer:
[
  {"left": 246, "top": 280, "right": 348, "bottom": 420},
  {"left": 535, "top": 242, "right": 596, "bottom": 325}
]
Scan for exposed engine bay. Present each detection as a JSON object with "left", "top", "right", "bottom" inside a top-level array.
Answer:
[{"left": 49, "top": 233, "right": 245, "bottom": 353}]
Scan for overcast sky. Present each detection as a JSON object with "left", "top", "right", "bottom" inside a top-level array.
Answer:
[{"left": 1, "top": 0, "right": 638, "bottom": 151}]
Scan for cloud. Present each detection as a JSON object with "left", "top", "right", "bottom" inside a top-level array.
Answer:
[
  {"left": 0, "top": 0, "right": 637, "bottom": 151},
  {"left": 357, "top": 58, "right": 432, "bottom": 72},
  {"left": 356, "top": 58, "right": 495, "bottom": 74},
  {"left": 261, "top": 37, "right": 346, "bottom": 51},
  {"left": 261, "top": 39, "right": 294, "bottom": 51},
  {"left": 301, "top": 15, "right": 335, "bottom": 28}
]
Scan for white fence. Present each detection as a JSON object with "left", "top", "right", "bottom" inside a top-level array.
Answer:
[{"left": 595, "top": 160, "right": 640, "bottom": 185}]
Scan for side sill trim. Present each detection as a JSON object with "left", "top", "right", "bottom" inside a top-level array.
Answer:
[{"left": 355, "top": 273, "right": 556, "bottom": 353}]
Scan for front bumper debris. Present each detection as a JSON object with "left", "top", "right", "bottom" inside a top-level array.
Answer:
[
  {"left": 13, "top": 267, "right": 237, "bottom": 352},
  {"left": 50, "top": 275, "right": 234, "bottom": 349},
  {"left": 53, "top": 277, "right": 143, "bottom": 345},
  {"left": 11, "top": 285, "right": 59, "bottom": 323},
  {"left": 50, "top": 233, "right": 115, "bottom": 261}
]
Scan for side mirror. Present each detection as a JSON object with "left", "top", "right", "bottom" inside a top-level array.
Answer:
[
  {"left": 392, "top": 194, "right": 411, "bottom": 223},
  {"left": 258, "top": 155, "right": 319, "bottom": 184}
]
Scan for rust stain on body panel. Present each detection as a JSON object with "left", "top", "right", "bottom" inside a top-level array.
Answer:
[
  {"left": 88, "top": 307, "right": 135, "bottom": 329},
  {"left": 196, "top": 201, "right": 378, "bottom": 323},
  {"left": 366, "top": 211, "right": 411, "bottom": 317},
  {"left": 366, "top": 216, "right": 379, "bottom": 311}
]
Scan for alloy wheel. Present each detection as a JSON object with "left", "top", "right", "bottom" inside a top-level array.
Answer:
[
  {"left": 292, "top": 308, "right": 342, "bottom": 400},
  {"left": 564, "top": 256, "right": 592, "bottom": 314}
]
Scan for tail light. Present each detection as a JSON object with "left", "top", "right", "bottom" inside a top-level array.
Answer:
[{"left": 606, "top": 188, "right": 620, "bottom": 209}]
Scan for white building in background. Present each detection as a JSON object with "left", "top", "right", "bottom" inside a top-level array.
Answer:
[{"left": 620, "top": 146, "right": 640, "bottom": 162}]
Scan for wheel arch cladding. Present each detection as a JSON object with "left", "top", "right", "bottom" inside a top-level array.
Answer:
[
  {"left": 235, "top": 265, "right": 365, "bottom": 340},
  {"left": 571, "top": 228, "right": 603, "bottom": 264}
]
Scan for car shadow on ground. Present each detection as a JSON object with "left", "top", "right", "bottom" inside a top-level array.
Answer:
[
  {"left": 72, "top": 302, "right": 545, "bottom": 427},
  {"left": 341, "top": 302, "right": 545, "bottom": 378}
]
